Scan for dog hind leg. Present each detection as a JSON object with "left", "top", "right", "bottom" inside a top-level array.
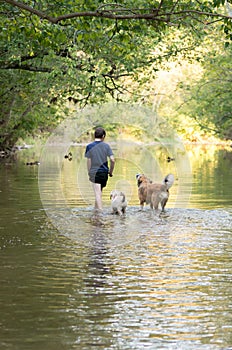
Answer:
[
  {"left": 152, "top": 195, "right": 160, "bottom": 211},
  {"left": 161, "top": 198, "right": 168, "bottom": 212}
]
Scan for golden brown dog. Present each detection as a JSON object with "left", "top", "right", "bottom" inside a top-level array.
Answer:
[{"left": 136, "top": 173, "right": 174, "bottom": 211}]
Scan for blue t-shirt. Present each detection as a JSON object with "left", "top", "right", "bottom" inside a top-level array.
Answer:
[{"left": 85, "top": 141, "right": 113, "bottom": 174}]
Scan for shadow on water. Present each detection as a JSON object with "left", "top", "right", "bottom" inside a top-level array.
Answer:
[{"left": 0, "top": 145, "right": 232, "bottom": 350}]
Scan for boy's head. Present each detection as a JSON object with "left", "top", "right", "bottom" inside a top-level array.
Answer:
[{"left": 94, "top": 127, "right": 106, "bottom": 139}]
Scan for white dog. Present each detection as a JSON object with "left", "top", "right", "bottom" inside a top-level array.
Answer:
[{"left": 110, "top": 190, "right": 127, "bottom": 215}]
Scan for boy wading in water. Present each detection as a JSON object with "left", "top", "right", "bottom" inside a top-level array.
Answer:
[{"left": 85, "top": 127, "right": 115, "bottom": 212}]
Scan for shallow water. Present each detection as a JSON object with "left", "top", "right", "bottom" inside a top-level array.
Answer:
[{"left": 0, "top": 145, "right": 232, "bottom": 350}]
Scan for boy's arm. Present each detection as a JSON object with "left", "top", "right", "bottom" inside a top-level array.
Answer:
[
  {"left": 109, "top": 155, "right": 115, "bottom": 177},
  {"left": 87, "top": 158, "right": 91, "bottom": 172}
]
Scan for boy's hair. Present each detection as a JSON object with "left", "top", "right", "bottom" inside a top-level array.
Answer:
[{"left": 94, "top": 127, "right": 106, "bottom": 139}]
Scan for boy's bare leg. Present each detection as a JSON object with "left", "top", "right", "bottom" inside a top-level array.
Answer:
[{"left": 92, "top": 183, "right": 103, "bottom": 211}]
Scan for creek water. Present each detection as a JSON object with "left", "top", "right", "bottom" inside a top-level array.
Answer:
[{"left": 0, "top": 143, "right": 232, "bottom": 350}]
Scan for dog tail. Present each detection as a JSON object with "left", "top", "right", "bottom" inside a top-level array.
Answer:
[
  {"left": 120, "top": 192, "right": 126, "bottom": 203},
  {"left": 163, "top": 174, "right": 174, "bottom": 189}
]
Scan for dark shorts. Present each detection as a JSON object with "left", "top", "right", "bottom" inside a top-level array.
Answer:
[{"left": 89, "top": 171, "right": 108, "bottom": 189}]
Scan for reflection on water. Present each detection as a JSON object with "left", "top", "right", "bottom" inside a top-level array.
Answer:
[
  {"left": 0, "top": 145, "right": 232, "bottom": 350},
  {"left": 57, "top": 144, "right": 232, "bottom": 211}
]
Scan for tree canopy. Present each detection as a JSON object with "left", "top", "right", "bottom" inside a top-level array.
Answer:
[
  {"left": 0, "top": 0, "right": 232, "bottom": 152},
  {"left": 179, "top": 42, "right": 232, "bottom": 139}
]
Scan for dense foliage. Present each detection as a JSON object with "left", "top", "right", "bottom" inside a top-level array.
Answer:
[
  {"left": 127, "top": 28, "right": 232, "bottom": 140},
  {"left": 181, "top": 44, "right": 232, "bottom": 139},
  {"left": 0, "top": 0, "right": 232, "bottom": 152}
]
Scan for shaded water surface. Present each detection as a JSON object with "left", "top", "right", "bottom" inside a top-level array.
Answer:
[{"left": 0, "top": 145, "right": 232, "bottom": 350}]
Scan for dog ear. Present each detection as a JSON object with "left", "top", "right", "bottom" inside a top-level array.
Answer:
[{"left": 136, "top": 174, "right": 141, "bottom": 179}]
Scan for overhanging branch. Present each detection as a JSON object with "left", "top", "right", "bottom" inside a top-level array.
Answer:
[
  {"left": 1, "top": 64, "right": 52, "bottom": 72},
  {"left": 3, "top": 0, "right": 232, "bottom": 25}
]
